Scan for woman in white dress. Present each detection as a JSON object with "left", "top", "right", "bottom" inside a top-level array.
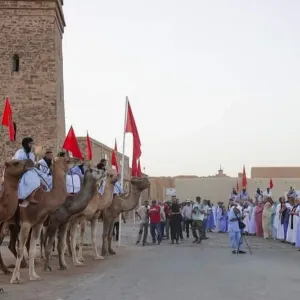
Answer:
[
  {"left": 286, "top": 197, "right": 297, "bottom": 243},
  {"left": 242, "top": 203, "right": 252, "bottom": 234},
  {"left": 287, "top": 197, "right": 300, "bottom": 244},
  {"left": 249, "top": 201, "right": 256, "bottom": 235}
]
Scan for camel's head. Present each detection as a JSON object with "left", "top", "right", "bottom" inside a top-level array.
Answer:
[
  {"left": 53, "top": 152, "right": 80, "bottom": 173},
  {"left": 130, "top": 176, "right": 150, "bottom": 191},
  {"left": 84, "top": 167, "right": 106, "bottom": 184},
  {"left": 106, "top": 170, "right": 118, "bottom": 185},
  {"left": 4, "top": 159, "right": 35, "bottom": 178}
]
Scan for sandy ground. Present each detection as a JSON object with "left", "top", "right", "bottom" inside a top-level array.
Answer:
[{"left": 0, "top": 220, "right": 299, "bottom": 300}]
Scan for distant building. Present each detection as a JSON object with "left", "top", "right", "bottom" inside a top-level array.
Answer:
[{"left": 251, "top": 167, "right": 300, "bottom": 179}]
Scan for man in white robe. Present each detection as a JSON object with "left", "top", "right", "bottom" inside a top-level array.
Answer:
[
  {"left": 67, "top": 165, "right": 83, "bottom": 195},
  {"left": 13, "top": 137, "right": 41, "bottom": 204},
  {"left": 263, "top": 188, "right": 272, "bottom": 198},
  {"left": 38, "top": 150, "right": 53, "bottom": 191}
]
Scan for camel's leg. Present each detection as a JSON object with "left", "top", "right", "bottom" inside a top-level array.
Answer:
[
  {"left": 7, "top": 224, "right": 28, "bottom": 269},
  {"left": 101, "top": 218, "right": 109, "bottom": 256},
  {"left": 108, "top": 221, "right": 116, "bottom": 255},
  {"left": 57, "top": 223, "right": 69, "bottom": 270},
  {"left": 90, "top": 216, "right": 103, "bottom": 260},
  {"left": 43, "top": 226, "right": 57, "bottom": 272},
  {"left": 70, "top": 223, "right": 83, "bottom": 266},
  {"left": 66, "top": 227, "right": 72, "bottom": 257},
  {"left": 77, "top": 220, "right": 85, "bottom": 262},
  {"left": 40, "top": 227, "right": 45, "bottom": 260},
  {"left": 10, "top": 223, "right": 31, "bottom": 284},
  {"left": 28, "top": 223, "right": 43, "bottom": 281},
  {"left": 0, "top": 223, "right": 11, "bottom": 275}
]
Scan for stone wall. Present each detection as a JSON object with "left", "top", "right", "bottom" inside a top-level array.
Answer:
[{"left": 0, "top": 0, "right": 66, "bottom": 163}]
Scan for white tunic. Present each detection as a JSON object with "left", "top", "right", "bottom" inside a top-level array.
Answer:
[
  {"left": 243, "top": 206, "right": 252, "bottom": 233},
  {"left": 286, "top": 205, "right": 299, "bottom": 243},
  {"left": 38, "top": 158, "right": 52, "bottom": 191},
  {"left": 66, "top": 174, "right": 81, "bottom": 194}
]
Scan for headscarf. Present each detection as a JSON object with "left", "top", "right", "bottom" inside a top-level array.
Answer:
[{"left": 21, "top": 137, "right": 33, "bottom": 154}]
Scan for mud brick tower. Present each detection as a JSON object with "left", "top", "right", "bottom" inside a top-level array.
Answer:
[{"left": 0, "top": 0, "right": 66, "bottom": 161}]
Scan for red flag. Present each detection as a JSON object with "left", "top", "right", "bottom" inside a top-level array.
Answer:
[
  {"left": 242, "top": 165, "right": 247, "bottom": 189},
  {"left": 137, "top": 159, "right": 142, "bottom": 177},
  {"left": 86, "top": 132, "right": 93, "bottom": 160},
  {"left": 269, "top": 178, "right": 274, "bottom": 189},
  {"left": 1, "top": 97, "right": 15, "bottom": 142},
  {"left": 236, "top": 181, "right": 239, "bottom": 192},
  {"left": 131, "top": 157, "right": 138, "bottom": 177},
  {"left": 125, "top": 100, "right": 141, "bottom": 160},
  {"left": 62, "top": 126, "right": 83, "bottom": 160},
  {"left": 111, "top": 139, "right": 119, "bottom": 173}
]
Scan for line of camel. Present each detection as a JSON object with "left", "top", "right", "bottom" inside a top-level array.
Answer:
[{"left": 0, "top": 153, "right": 150, "bottom": 286}]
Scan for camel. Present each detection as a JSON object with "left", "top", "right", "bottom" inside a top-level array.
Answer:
[
  {"left": 43, "top": 167, "right": 106, "bottom": 271},
  {"left": 10, "top": 155, "right": 77, "bottom": 284},
  {"left": 0, "top": 159, "right": 34, "bottom": 274},
  {"left": 101, "top": 177, "right": 150, "bottom": 256},
  {"left": 67, "top": 171, "right": 118, "bottom": 266}
]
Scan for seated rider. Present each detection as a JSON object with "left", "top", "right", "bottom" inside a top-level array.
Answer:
[
  {"left": 97, "top": 159, "right": 107, "bottom": 195},
  {"left": 67, "top": 164, "right": 83, "bottom": 195},
  {"left": 38, "top": 149, "right": 53, "bottom": 191},
  {"left": 13, "top": 137, "right": 41, "bottom": 204}
]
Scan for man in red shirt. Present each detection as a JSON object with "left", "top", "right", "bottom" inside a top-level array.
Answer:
[{"left": 149, "top": 200, "right": 162, "bottom": 244}]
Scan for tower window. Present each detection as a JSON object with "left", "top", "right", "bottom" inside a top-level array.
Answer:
[{"left": 12, "top": 55, "right": 20, "bottom": 72}]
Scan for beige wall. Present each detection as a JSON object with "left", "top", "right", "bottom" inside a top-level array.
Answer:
[
  {"left": 175, "top": 178, "right": 300, "bottom": 204},
  {"left": 251, "top": 167, "right": 300, "bottom": 178}
]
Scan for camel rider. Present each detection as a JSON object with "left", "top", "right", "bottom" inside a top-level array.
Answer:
[
  {"left": 114, "top": 173, "right": 125, "bottom": 196},
  {"left": 38, "top": 149, "right": 53, "bottom": 191},
  {"left": 66, "top": 164, "right": 83, "bottom": 195},
  {"left": 97, "top": 159, "right": 107, "bottom": 195},
  {"left": 13, "top": 137, "right": 43, "bottom": 204}
]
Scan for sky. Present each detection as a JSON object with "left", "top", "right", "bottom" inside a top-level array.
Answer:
[{"left": 63, "top": 0, "right": 300, "bottom": 177}]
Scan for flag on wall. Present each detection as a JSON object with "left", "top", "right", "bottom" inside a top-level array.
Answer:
[
  {"left": 62, "top": 126, "right": 83, "bottom": 160},
  {"left": 242, "top": 165, "right": 247, "bottom": 188},
  {"left": 1, "top": 97, "right": 15, "bottom": 142},
  {"left": 86, "top": 132, "right": 93, "bottom": 160},
  {"left": 111, "top": 139, "right": 119, "bottom": 173},
  {"left": 123, "top": 97, "right": 142, "bottom": 176},
  {"left": 137, "top": 159, "right": 142, "bottom": 177}
]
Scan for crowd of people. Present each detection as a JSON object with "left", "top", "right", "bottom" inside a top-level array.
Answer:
[
  {"left": 135, "top": 195, "right": 212, "bottom": 246},
  {"left": 134, "top": 186, "right": 300, "bottom": 253}
]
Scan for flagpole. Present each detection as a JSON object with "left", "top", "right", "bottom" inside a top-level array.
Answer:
[{"left": 118, "top": 96, "right": 129, "bottom": 247}]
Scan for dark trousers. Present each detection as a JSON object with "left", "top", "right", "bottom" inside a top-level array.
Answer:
[
  {"left": 150, "top": 223, "right": 162, "bottom": 243},
  {"left": 185, "top": 219, "right": 193, "bottom": 237},
  {"left": 136, "top": 221, "right": 149, "bottom": 244},
  {"left": 113, "top": 221, "right": 119, "bottom": 241},
  {"left": 192, "top": 220, "right": 204, "bottom": 241},
  {"left": 170, "top": 217, "right": 181, "bottom": 242}
]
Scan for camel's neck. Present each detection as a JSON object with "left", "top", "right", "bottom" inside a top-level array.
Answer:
[
  {"left": 50, "top": 167, "right": 67, "bottom": 207},
  {"left": 1, "top": 175, "right": 19, "bottom": 201},
  {"left": 102, "top": 181, "right": 115, "bottom": 202},
  {"left": 70, "top": 177, "right": 97, "bottom": 214},
  {"left": 120, "top": 186, "right": 141, "bottom": 212}
]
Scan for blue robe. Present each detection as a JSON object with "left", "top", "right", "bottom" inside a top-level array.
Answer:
[
  {"left": 13, "top": 149, "right": 42, "bottom": 199},
  {"left": 218, "top": 209, "right": 228, "bottom": 232}
]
